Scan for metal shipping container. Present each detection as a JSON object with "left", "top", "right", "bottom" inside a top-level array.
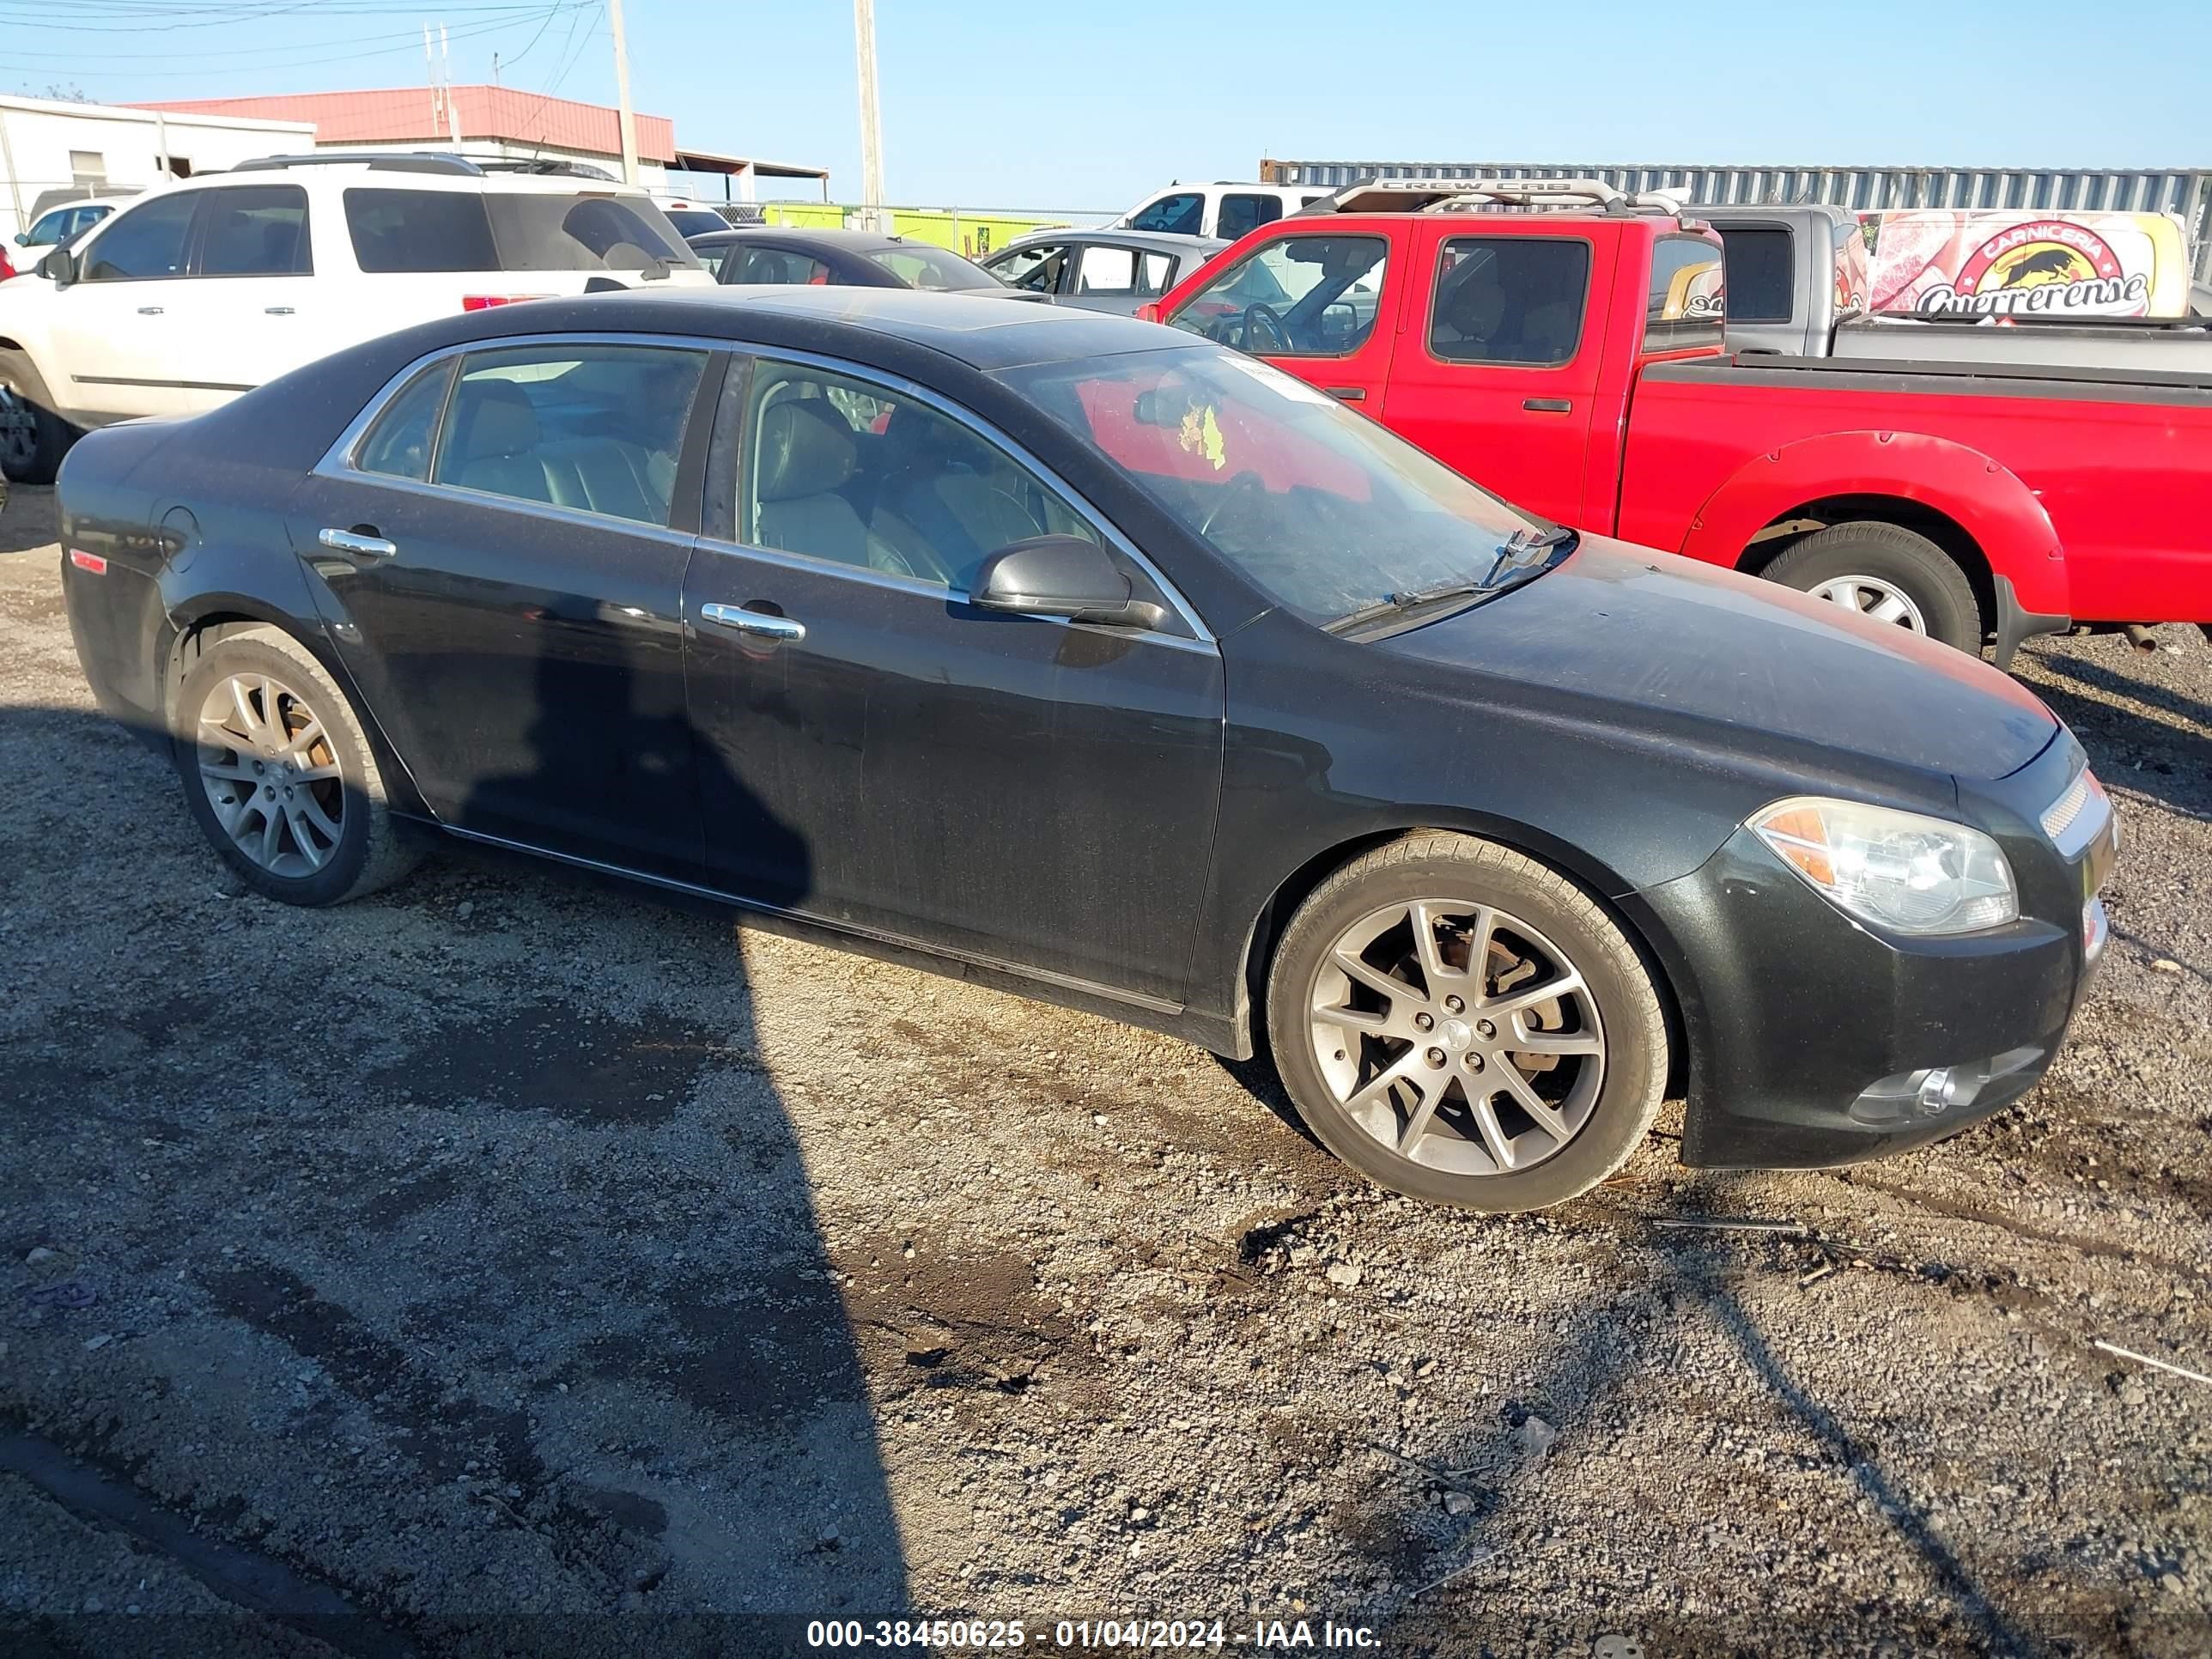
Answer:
[{"left": 1260, "top": 159, "right": 2212, "bottom": 286}]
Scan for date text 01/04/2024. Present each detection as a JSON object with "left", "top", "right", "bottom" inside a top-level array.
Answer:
[{"left": 805, "top": 1619, "right": 1384, "bottom": 1650}]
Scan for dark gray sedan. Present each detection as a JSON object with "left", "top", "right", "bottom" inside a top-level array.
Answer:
[{"left": 983, "top": 228, "right": 1224, "bottom": 313}]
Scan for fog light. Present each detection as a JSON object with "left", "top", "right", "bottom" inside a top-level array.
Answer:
[{"left": 1850, "top": 1045, "right": 2045, "bottom": 1127}]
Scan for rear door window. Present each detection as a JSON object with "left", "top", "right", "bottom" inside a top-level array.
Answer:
[
  {"left": 79, "top": 191, "right": 200, "bottom": 281},
  {"left": 1169, "top": 232, "right": 1389, "bottom": 356},
  {"left": 345, "top": 189, "right": 497, "bottom": 272},
  {"left": 1128, "top": 192, "right": 1204, "bottom": 236},
  {"left": 1717, "top": 226, "right": 1792, "bottom": 324},
  {"left": 195, "top": 185, "right": 312, "bottom": 276},
  {"left": 1644, "top": 236, "right": 1726, "bottom": 350},
  {"left": 1216, "top": 193, "right": 1283, "bottom": 240},
  {"left": 431, "top": 345, "right": 708, "bottom": 526},
  {"left": 1428, "top": 236, "right": 1590, "bottom": 366}
]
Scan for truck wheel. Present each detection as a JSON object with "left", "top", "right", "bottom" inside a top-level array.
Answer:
[
  {"left": 1265, "top": 831, "right": 1668, "bottom": 1212},
  {"left": 1761, "top": 523, "right": 1982, "bottom": 654},
  {"left": 0, "top": 349, "right": 77, "bottom": 485}
]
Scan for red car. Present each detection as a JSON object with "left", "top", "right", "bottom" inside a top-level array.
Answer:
[{"left": 1150, "top": 180, "right": 2212, "bottom": 659}]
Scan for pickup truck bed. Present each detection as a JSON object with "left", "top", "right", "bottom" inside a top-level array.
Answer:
[{"left": 1622, "top": 351, "right": 2212, "bottom": 631}]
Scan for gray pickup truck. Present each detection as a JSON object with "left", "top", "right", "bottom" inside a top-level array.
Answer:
[{"left": 1699, "top": 202, "right": 2212, "bottom": 373}]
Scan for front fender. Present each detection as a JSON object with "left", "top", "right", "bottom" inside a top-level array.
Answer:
[{"left": 1680, "top": 429, "right": 2071, "bottom": 618}]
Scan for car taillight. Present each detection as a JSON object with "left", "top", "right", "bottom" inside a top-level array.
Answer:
[
  {"left": 69, "top": 549, "right": 108, "bottom": 574},
  {"left": 460, "top": 294, "right": 550, "bottom": 312}
]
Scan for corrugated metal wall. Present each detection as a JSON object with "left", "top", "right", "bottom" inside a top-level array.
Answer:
[{"left": 1262, "top": 160, "right": 2212, "bottom": 283}]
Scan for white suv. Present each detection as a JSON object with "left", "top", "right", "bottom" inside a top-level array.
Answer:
[
  {"left": 0, "top": 153, "right": 714, "bottom": 482},
  {"left": 1111, "top": 182, "right": 1333, "bottom": 242}
]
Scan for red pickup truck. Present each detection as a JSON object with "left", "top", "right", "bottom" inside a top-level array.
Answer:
[{"left": 1148, "top": 180, "right": 2212, "bottom": 661}]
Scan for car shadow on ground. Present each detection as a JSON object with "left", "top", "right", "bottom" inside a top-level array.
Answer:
[
  {"left": 2025, "top": 651, "right": 2211, "bottom": 824},
  {"left": 1, "top": 624, "right": 914, "bottom": 1650},
  {"left": 1355, "top": 1168, "right": 2052, "bottom": 1655}
]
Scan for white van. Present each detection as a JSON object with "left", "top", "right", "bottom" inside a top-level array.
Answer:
[
  {"left": 1111, "top": 182, "right": 1332, "bottom": 242},
  {"left": 0, "top": 152, "right": 714, "bottom": 482}
]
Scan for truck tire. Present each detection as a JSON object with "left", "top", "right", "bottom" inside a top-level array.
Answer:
[
  {"left": 0, "top": 349, "right": 77, "bottom": 486},
  {"left": 1264, "top": 831, "right": 1668, "bottom": 1212},
  {"left": 1761, "top": 522, "right": 1983, "bottom": 654}
]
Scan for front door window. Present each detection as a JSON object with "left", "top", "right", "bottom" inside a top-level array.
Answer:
[{"left": 1168, "top": 233, "right": 1389, "bottom": 356}]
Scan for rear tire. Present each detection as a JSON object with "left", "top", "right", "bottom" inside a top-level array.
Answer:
[
  {"left": 0, "top": 349, "right": 77, "bottom": 486},
  {"left": 1264, "top": 832, "right": 1668, "bottom": 1212},
  {"left": 172, "top": 625, "right": 421, "bottom": 905},
  {"left": 1762, "top": 522, "right": 1982, "bottom": 654}
]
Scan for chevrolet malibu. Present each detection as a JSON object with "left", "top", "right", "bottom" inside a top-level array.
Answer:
[{"left": 57, "top": 289, "right": 2118, "bottom": 1210}]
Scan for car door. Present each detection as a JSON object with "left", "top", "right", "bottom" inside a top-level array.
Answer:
[
  {"left": 287, "top": 338, "right": 716, "bottom": 878},
  {"left": 1371, "top": 222, "right": 1613, "bottom": 526},
  {"left": 1162, "top": 224, "right": 1403, "bottom": 412},
  {"left": 1065, "top": 242, "right": 1178, "bottom": 315},
  {"left": 169, "top": 184, "right": 317, "bottom": 408},
  {"left": 45, "top": 189, "right": 207, "bottom": 420},
  {"left": 684, "top": 353, "right": 1225, "bottom": 1005}
]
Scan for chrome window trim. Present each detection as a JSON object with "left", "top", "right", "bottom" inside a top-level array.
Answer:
[
  {"left": 313, "top": 331, "right": 1220, "bottom": 653},
  {"left": 735, "top": 343, "right": 1217, "bottom": 647},
  {"left": 313, "top": 330, "right": 730, "bottom": 487},
  {"left": 321, "top": 468, "right": 699, "bottom": 548}
]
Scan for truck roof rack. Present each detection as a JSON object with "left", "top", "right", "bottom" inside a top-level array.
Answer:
[
  {"left": 1296, "top": 177, "right": 1693, "bottom": 220},
  {"left": 233, "top": 152, "right": 486, "bottom": 177}
]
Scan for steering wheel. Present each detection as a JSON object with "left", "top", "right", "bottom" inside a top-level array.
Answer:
[
  {"left": 1196, "top": 470, "right": 1267, "bottom": 540},
  {"left": 1242, "top": 303, "right": 1291, "bottom": 353}
]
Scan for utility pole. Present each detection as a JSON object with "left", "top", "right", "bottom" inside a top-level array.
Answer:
[
  {"left": 608, "top": 0, "right": 640, "bottom": 186},
  {"left": 442, "top": 26, "right": 461, "bottom": 149},
  {"left": 853, "top": 0, "right": 884, "bottom": 232}
]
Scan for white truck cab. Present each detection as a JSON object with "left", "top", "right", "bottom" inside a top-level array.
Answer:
[{"left": 1111, "top": 182, "right": 1332, "bottom": 242}]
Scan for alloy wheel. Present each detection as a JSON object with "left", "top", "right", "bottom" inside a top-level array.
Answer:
[
  {"left": 1809, "top": 574, "right": 1928, "bottom": 633},
  {"left": 195, "top": 672, "right": 345, "bottom": 877},
  {"left": 1307, "top": 899, "right": 1605, "bottom": 1176}
]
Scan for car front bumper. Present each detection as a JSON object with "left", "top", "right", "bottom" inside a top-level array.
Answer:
[{"left": 1628, "top": 755, "right": 2114, "bottom": 1170}]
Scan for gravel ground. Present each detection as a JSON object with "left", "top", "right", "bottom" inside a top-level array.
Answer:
[{"left": 3, "top": 481, "right": 2209, "bottom": 1658}]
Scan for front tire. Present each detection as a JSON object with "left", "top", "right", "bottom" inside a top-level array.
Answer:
[
  {"left": 1265, "top": 832, "right": 1667, "bottom": 1212},
  {"left": 0, "top": 349, "right": 77, "bottom": 485},
  {"left": 171, "top": 626, "right": 420, "bottom": 905},
  {"left": 1761, "top": 522, "right": 1982, "bottom": 654}
]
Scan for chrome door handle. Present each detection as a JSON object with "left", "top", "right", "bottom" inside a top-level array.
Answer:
[
  {"left": 265, "top": 306, "right": 295, "bottom": 316},
  {"left": 318, "top": 527, "right": 396, "bottom": 559},
  {"left": 701, "top": 602, "right": 805, "bottom": 642},
  {"left": 137, "top": 306, "right": 163, "bottom": 316}
]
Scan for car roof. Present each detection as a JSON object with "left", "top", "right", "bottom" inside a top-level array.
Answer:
[
  {"left": 999, "top": 228, "right": 1225, "bottom": 256},
  {"left": 687, "top": 225, "right": 914, "bottom": 253},
  {"left": 467, "top": 285, "right": 1190, "bottom": 371}
]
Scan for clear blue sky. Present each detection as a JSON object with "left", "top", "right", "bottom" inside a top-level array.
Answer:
[{"left": 12, "top": 0, "right": 2206, "bottom": 212}]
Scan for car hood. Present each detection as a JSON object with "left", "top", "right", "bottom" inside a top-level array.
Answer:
[{"left": 1379, "top": 533, "right": 2058, "bottom": 781}]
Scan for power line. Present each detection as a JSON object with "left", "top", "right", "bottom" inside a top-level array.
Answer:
[{"left": 4, "top": 5, "right": 585, "bottom": 63}]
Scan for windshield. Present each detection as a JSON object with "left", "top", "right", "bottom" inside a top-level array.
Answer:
[
  {"left": 998, "top": 345, "right": 1549, "bottom": 626},
  {"left": 866, "top": 244, "right": 1002, "bottom": 291}
]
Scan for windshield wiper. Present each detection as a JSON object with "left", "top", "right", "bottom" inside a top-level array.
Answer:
[{"left": 1322, "top": 526, "right": 1578, "bottom": 636}]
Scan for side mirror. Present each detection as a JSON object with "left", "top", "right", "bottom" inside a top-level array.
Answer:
[
  {"left": 970, "top": 535, "right": 1164, "bottom": 629},
  {"left": 1134, "top": 301, "right": 1163, "bottom": 324},
  {"left": 37, "top": 247, "right": 75, "bottom": 288},
  {"left": 11, "top": 233, "right": 27, "bottom": 246}
]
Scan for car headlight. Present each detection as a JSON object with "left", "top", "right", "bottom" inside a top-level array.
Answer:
[{"left": 1750, "top": 797, "right": 2017, "bottom": 935}]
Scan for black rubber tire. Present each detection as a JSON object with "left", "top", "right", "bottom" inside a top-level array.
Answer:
[
  {"left": 1264, "top": 831, "right": 1668, "bottom": 1212},
  {"left": 1761, "top": 521, "right": 1983, "bottom": 654},
  {"left": 171, "top": 625, "right": 422, "bottom": 905},
  {"left": 0, "top": 349, "right": 77, "bottom": 486}
]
